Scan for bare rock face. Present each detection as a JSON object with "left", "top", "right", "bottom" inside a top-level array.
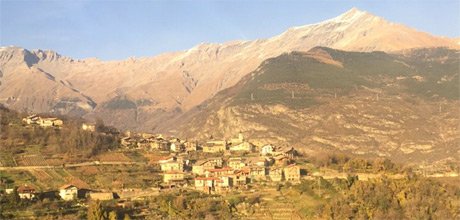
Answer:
[{"left": 0, "top": 8, "right": 458, "bottom": 130}]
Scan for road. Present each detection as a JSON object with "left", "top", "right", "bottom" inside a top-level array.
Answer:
[{"left": 0, "top": 161, "right": 147, "bottom": 171}]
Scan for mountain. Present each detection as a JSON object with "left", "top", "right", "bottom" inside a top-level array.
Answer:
[
  {"left": 171, "top": 47, "right": 460, "bottom": 164},
  {"left": 0, "top": 8, "right": 458, "bottom": 131}
]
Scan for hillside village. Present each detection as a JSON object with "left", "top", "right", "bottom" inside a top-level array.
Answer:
[
  {"left": 0, "top": 105, "right": 458, "bottom": 219},
  {"left": 6, "top": 115, "right": 302, "bottom": 199},
  {"left": 0, "top": 115, "right": 458, "bottom": 219},
  {"left": 4, "top": 115, "right": 458, "bottom": 198},
  {"left": 122, "top": 131, "right": 301, "bottom": 192}
]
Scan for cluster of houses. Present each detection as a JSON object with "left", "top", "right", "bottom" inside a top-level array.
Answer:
[
  {"left": 4, "top": 132, "right": 302, "bottom": 202},
  {"left": 120, "top": 132, "right": 199, "bottom": 153},
  {"left": 154, "top": 133, "right": 302, "bottom": 194},
  {"left": 4, "top": 184, "right": 115, "bottom": 202},
  {"left": 22, "top": 115, "right": 98, "bottom": 132},
  {"left": 22, "top": 115, "right": 63, "bottom": 128}
]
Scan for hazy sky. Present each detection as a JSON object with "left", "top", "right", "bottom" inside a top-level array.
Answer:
[{"left": 1, "top": 0, "right": 459, "bottom": 60}]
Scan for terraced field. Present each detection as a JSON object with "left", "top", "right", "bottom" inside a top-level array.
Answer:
[{"left": 16, "top": 154, "right": 48, "bottom": 166}]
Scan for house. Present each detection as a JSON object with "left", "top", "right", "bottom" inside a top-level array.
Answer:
[
  {"left": 170, "top": 141, "right": 184, "bottom": 152},
  {"left": 163, "top": 171, "right": 185, "bottom": 183},
  {"left": 195, "top": 175, "right": 232, "bottom": 193},
  {"left": 121, "top": 137, "right": 137, "bottom": 147},
  {"left": 137, "top": 140, "right": 151, "bottom": 149},
  {"left": 232, "top": 170, "right": 249, "bottom": 186},
  {"left": 160, "top": 161, "right": 184, "bottom": 172},
  {"left": 140, "top": 133, "right": 155, "bottom": 139},
  {"left": 227, "top": 158, "right": 246, "bottom": 170},
  {"left": 17, "top": 185, "right": 36, "bottom": 200},
  {"left": 260, "top": 145, "right": 274, "bottom": 156},
  {"left": 81, "top": 123, "right": 96, "bottom": 132},
  {"left": 283, "top": 164, "right": 300, "bottom": 182},
  {"left": 274, "top": 155, "right": 290, "bottom": 165},
  {"left": 207, "top": 157, "right": 223, "bottom": 167},
  {"left": 155, "top": 134, "right": 164, "bottom": 140},
  {"left": 149, "top": 141, "right": 161, "bottom": 150},
  {"left": 195, "top": 177, "right": 220, "bottom": 194},
  {"left": 229, "top": 142, "right": 254, "bottom": 152},
  {"left": 38, "top": 118, "right": 63, "bottom": 127},
  {"left": 23, "top": 115, "right": 40, "bottom": 124},
  {"left": 268, "top": 167, "right": 283, "bottom": 182},
  {"left": 202, "top": 140, "right": 227, "bottom": 153},
  {"left": 192, "top": 165, "right": 205, "bottom": 175},
  {"left": 89, "top": 192, "right": 114, "bottom": 201},
  {"left": 249, "top": 166, "right": 266, "bottom": 181},
  {"left": 216, "top": 176, "right": 233, "bottom": 189},
  {"left": 59, "top": 184, "right": 78, "bottom": 201},
  {"left": 151, "top": 140, "right": 170, "bottom": 151},
  {"left": 205, "top": 167, "right": 234, "bottom": 177},
  {"left": 192, "top": 158, "right": 223, "bottom": 175},
  {"left": 185, "top": 141, "right": 199, "bottom": 152},
  {"left": 246, "top": 157, "right": 268, "bottom": 167},
  {"left": 192, "top": 162, "right": 206, "bottom": 175},
  {"left": 23, "top": 115, "right": 63, "bottom": 128},
  {"left": 229, "top": 133, "right": 244, "bottom": 145},
  {"left": 192, "top": 161, "right": 208, "bottom": 175},
  {"left": 275, "top": 146, "right": 297, "bottom": 159}
]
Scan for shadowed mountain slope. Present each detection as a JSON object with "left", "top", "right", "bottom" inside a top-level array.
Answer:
[{"left": 172, "top": 47, "right": 460, "bottom": 165}]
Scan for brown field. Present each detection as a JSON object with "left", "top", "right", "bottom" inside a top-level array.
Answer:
[
  {"left": 76, "top": 166, "right": 100, "bottom": 175},
  {"left": 30, "top": 169, "right": 53, "bottom": 182},
  {"left": 45, "top": 158, "right": 65, "bottom": 166},
  {"left": 143, "top": 152, "right": 170, "bottom": 165},
  {"left": 16, "top": 154, "right": 48, "bottom": 166},
  {"left": 97, "top": 152, "right": 131, "bottom": 162}
]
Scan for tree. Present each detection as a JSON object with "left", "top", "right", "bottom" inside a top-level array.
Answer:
[{"left": 87, "top": 200, "right": 107, "bottom": 220}]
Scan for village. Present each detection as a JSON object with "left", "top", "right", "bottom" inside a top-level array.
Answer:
[
  {"left": 121, "top": 131, "right": 301, "bottom": 194},
  {"left": 3, "top": 115, "right": 303, "bottom": 205},
  {"left": 0, "top": 104, "right": 458, "bottom": 219},
  {"left": 6, "top": 114, "right": 459, "bottom": 202}
]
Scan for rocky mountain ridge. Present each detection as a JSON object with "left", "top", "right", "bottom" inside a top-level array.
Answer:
[{"left": 0, "top": 8, "right": 458, "bottom": 131}]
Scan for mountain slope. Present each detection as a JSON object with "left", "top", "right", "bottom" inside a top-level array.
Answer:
[
  {"left": 172, "top": 47, "right": 460, "bottom": 164},
  {"left": 0, "top": 8, "right": 458, "bottom": 131}
]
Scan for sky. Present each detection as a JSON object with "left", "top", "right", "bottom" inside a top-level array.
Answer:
[{"left": 1, "top": 0, "right": 459, "bottom": 60}]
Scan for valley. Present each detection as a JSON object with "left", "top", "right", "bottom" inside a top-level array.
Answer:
[{"left": 1, "top": 5, "right": 459, "bottom": 220}]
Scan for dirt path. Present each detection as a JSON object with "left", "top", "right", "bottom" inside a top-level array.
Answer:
[{"left": 0, "top": 161, "right": 147, "bottom": 171}]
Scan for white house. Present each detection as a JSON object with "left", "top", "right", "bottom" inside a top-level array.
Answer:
[
  {"left": 59, "top": 184, "right": 78, "bottom": 201},
  {"left": 82, "top": 123, "right": 96, "bottom": 132},
  {"left": 17, "top": 185, "right": 36, "bottom": 200},
  {"left": 261, "top": 145, "right": 274, "bottom": 156},
  {"left": 229, "top": 142, "right": 254, "bottom": 152}
]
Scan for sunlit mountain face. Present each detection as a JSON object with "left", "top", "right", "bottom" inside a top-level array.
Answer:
[{"left": 0, "top": 8, "right": 458, "bottom": 132}]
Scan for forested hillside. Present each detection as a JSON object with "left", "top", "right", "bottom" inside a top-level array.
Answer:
[{"left": 0, "top": 105, "right": 119, "bottom": 165}]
